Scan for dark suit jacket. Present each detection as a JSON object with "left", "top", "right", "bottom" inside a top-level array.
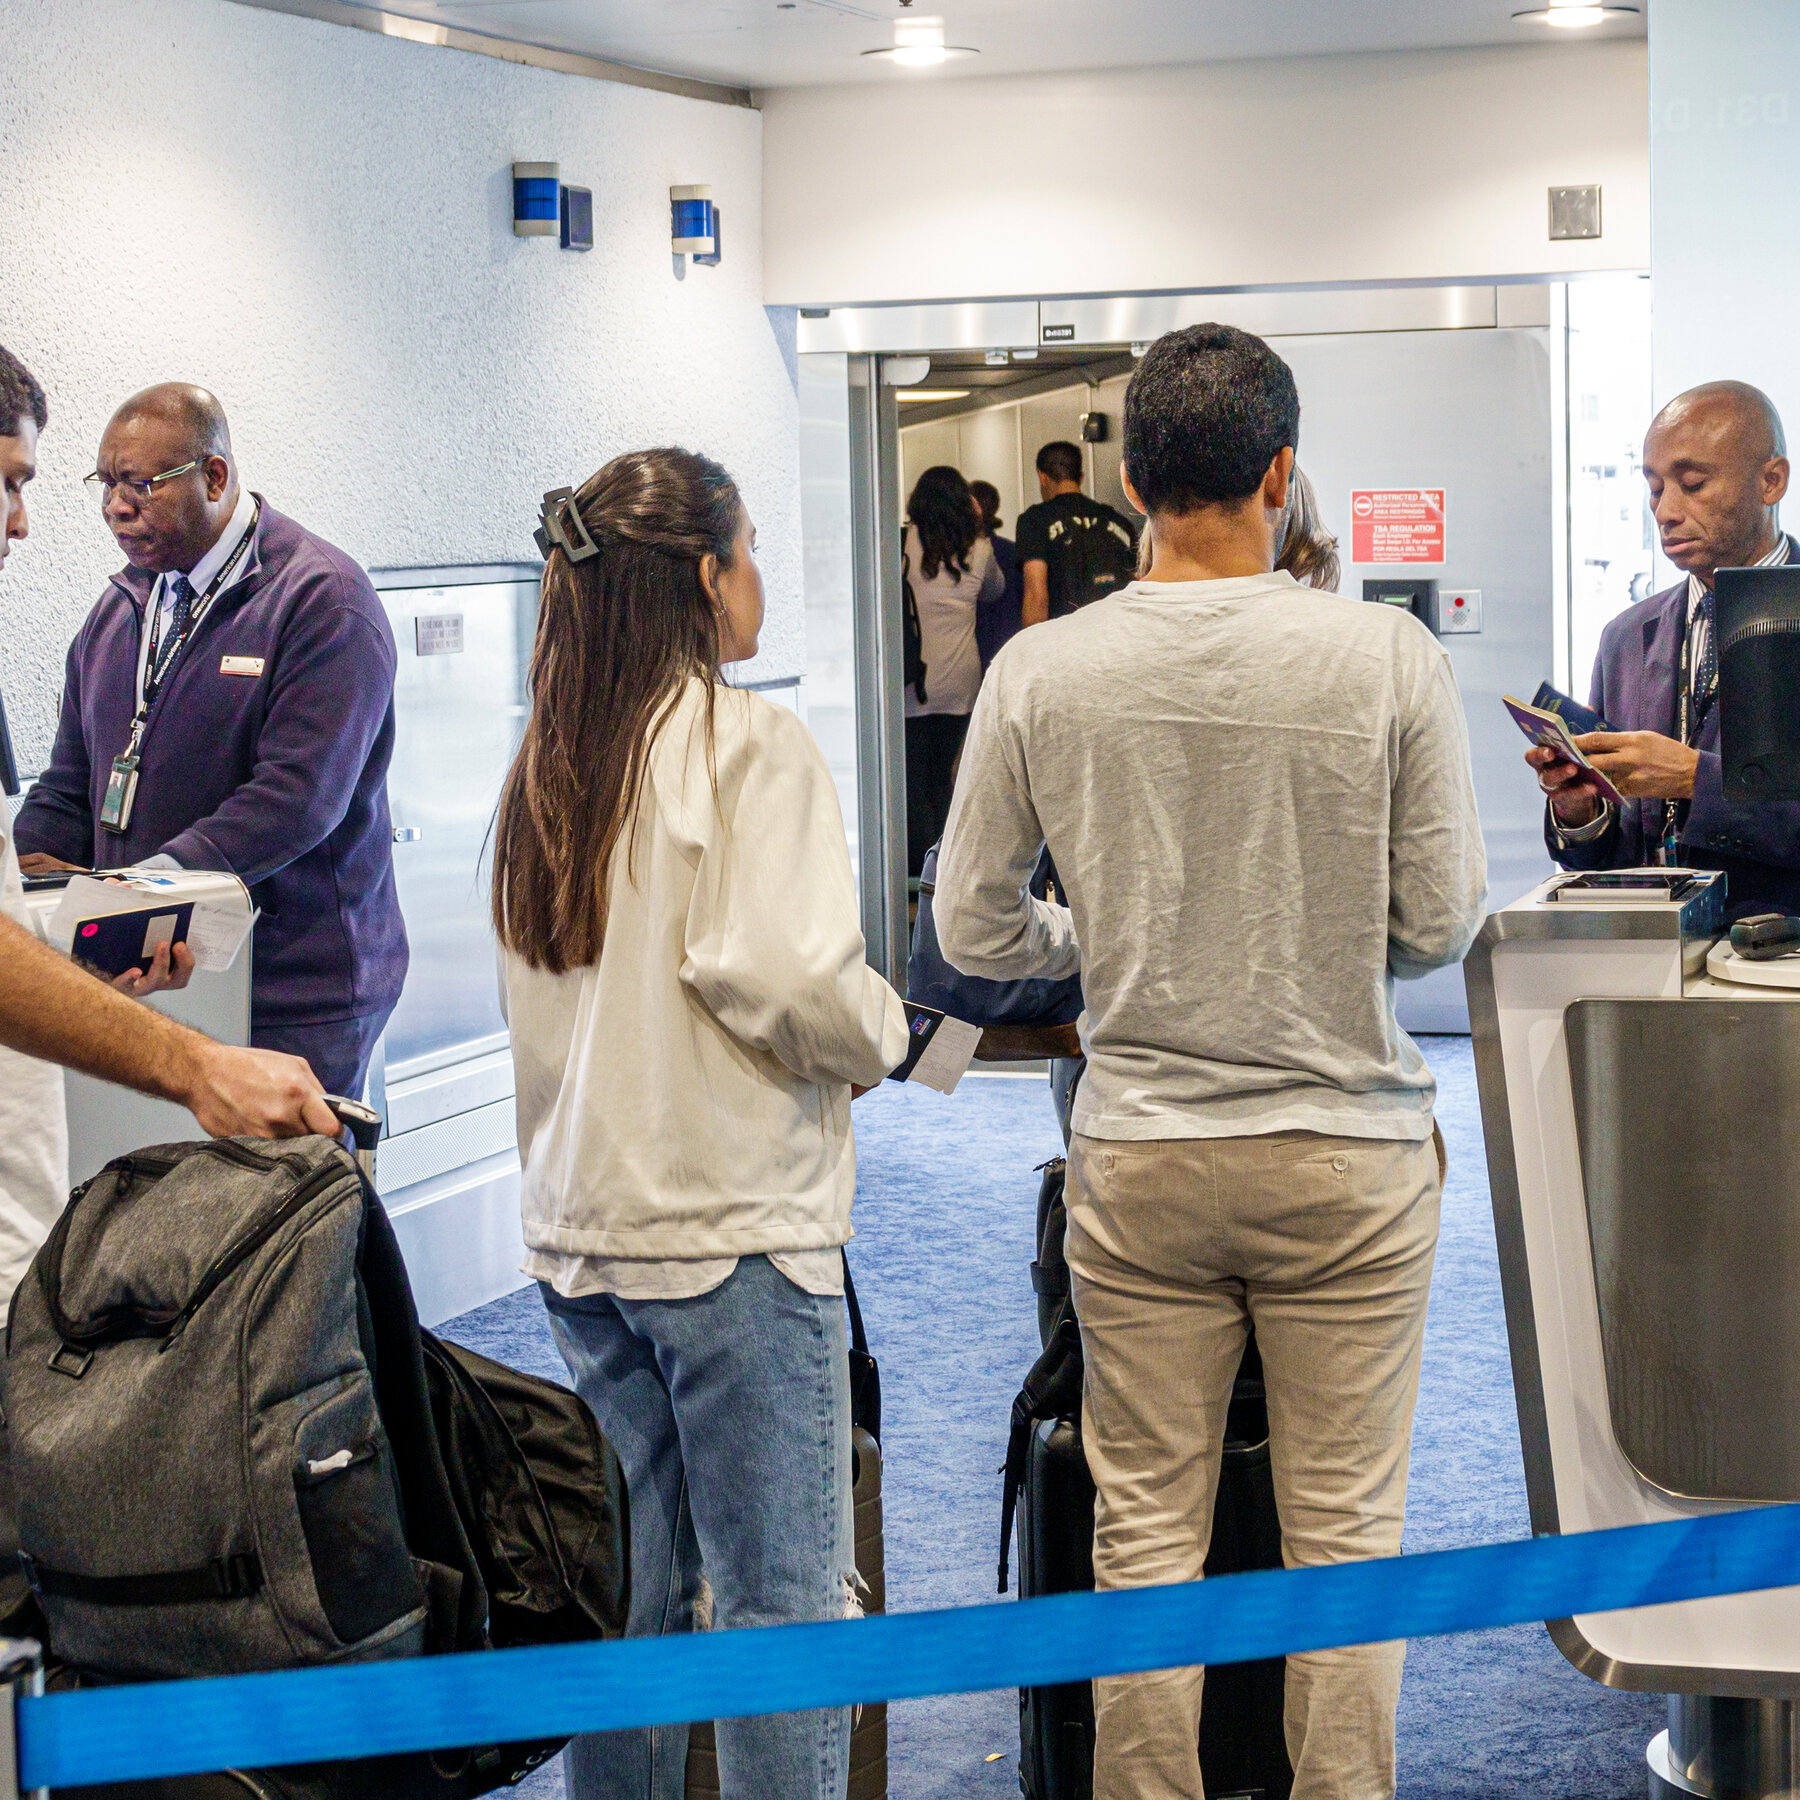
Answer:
[{"left": 1548, "top": 536, "right": 1800, "bottom": 918}]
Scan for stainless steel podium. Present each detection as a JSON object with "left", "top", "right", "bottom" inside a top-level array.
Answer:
[{"left": 1467, "top": 874, "right": 1800, "bottom": 1798}]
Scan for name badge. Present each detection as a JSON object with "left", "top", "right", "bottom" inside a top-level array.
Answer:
[{"left": 219, "top": 656, "right": 264, "bottom": 677}]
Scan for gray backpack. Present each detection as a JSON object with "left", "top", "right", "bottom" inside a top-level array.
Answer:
[
  {"left": 4, "top": 1134, "right": 469, "bottom": 1680},
  {"left": 2, "top": 1128, "right": 629, "bottom": 1800}
]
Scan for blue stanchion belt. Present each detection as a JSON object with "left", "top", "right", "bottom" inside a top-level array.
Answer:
[{"left": 22, "top": 1505, "right": 1800, "bottom": 1789}]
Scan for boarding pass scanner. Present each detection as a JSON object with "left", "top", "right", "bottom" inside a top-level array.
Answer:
[{"left": 25, "top": 868, "right": 254, "bottom": 1185}]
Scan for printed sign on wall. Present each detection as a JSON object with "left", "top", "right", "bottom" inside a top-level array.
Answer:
[{"left": 1350, "top": 489, "right": 1446, "bottom": 564}]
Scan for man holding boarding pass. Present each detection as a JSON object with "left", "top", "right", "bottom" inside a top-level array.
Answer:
[{"left": 1535, "top": 380, "right": 1800, "bottom": 919}]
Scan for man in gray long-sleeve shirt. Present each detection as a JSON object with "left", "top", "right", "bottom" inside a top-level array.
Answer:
[{"left": 935, "top": 324, "right": 1485, "bottom": 1800}]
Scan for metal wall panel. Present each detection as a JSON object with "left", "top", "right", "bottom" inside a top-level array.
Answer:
[
  {"left": 799, "top": 302, "right": 1040, "bottom": 355},
  {"left": 1038, "top": 285, "right": 1499, "bottom": 346},
  {"left": 1276, "top": 327, "right": 1556, "bottom": 1030}
]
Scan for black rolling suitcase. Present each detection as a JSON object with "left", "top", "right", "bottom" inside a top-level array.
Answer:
[{"left": 1004, "top": 1157, "right": 1293, "bottom": 1800}]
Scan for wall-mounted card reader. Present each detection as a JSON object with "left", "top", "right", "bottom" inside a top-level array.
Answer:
[{"left": 1362, "top": 577, "right": 1435, "bottom": 624}]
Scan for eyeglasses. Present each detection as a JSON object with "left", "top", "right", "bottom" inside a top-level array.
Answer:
[{"left": 83, "top": 459, "right": 205, "bottom": 504}]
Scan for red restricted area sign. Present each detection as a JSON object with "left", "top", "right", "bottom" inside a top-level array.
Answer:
[{"left": 1350, "top": 489, "right": 1446, "bottom": 565}]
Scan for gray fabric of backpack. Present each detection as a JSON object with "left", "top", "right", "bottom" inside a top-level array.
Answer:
[{"left": 4, "top": 1135, "right": 449, "bottom": 1680}]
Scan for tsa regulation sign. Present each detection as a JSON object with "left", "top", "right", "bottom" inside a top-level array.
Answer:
[{"left": 1350, "top": 489, "right": 1445, "bottom": 564}]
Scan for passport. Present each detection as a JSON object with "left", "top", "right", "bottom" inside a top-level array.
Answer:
[{"left": 1530, "top": 681, "right": 1611, "bottom": 738}]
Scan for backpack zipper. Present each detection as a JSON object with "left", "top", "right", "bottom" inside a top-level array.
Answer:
[
  {"left": 103, "top": 1141, "right": 304, "bottom": 1201},
  {"left": 157, "top": 1161, "right": 351, "bottom": 1351}
]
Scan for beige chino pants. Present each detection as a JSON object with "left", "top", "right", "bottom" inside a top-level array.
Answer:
[{"left": 1064, "top": 1127, "right": 1445, "bottom": 1800}]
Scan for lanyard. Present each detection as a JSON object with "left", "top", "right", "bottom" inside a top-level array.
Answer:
[
  {"left": 130, "top": 502, "right": 259, "bottom": 723},
  {"left": 1661, "top": 602, "right": 1715, "bottom": 865},
  {"left": 101, "top": 503, "right": 258, "bottom": 837}
]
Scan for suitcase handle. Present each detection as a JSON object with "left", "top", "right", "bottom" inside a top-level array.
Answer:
[{"left": 325, "top": 1096, "right": 382, "bottom": 1175}]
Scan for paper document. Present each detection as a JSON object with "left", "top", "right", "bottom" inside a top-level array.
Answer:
[
  {"left": 184, "top": 901, "right": 254, "bottom": 973},
  {"left": 888, "top": 1002, "right": 983, "bottom": 1096}
]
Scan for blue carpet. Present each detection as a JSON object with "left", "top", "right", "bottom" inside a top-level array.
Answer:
[{"left": 442, "top": 1043, "right": 1663, "bottom": 1799}]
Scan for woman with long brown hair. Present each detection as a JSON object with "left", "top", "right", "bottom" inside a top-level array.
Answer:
[
  {"left": 902, "top": 463, "right": 1003, "bottom": 876},
  {"left": 494, "top": 448, "right": 908, "bottom": 1800}
]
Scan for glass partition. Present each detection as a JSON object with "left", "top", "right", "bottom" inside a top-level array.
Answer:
[
  {"left": 375, "top": 568, "right": 538, "bottom": 1076},
  {"left": 1566, "top": 276, "right": 1657, "bottom": 696}
]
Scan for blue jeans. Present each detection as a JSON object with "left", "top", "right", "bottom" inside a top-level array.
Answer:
[{"left": 542, "top": 1256, "right": 855, "bottom": 1800}]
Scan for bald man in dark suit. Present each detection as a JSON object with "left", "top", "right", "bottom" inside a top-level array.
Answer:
[{"left": 1532, "top": 381, "right": 1800, "bottom": 919}]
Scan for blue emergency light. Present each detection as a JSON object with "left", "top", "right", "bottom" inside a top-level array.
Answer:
[
  {"left": 671, "top": 185, "right": 716, "bottom": 258},
  {"left": 513, "top": 162, "right": 559, "bottom": 237}
]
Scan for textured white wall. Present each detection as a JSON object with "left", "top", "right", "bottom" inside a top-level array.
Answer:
[
  {"left": 762, "top": 41, "right": 1649, "bottom": 306},
  {"left": 0, "top": 0, "right": 802, "bottom": 767}
]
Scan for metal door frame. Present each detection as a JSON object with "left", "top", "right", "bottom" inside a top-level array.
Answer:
[
  {"left": 831, "top": 282, "right": 1573, "bottom": 998},
  {"left": 846, "top": 354, "right": 910, "bottom": 984}
]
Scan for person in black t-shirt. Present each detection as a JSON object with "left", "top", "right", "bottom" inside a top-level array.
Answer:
[{"left": 1015, "top": 440, "right": 1139, "bottom": 626}]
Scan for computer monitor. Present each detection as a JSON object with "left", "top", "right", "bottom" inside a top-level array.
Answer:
[{"left": 1717, "top": 563, "right": 1800, "bottom": 802}]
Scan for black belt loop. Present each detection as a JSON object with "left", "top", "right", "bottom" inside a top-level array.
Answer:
[{"left": 21, "top": 1551, "right": 262, "bottom": 1606}]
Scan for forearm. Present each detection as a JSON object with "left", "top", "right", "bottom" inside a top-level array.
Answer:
[
  {"left": 1021, "top": 564, "right": 1050, "bottom": 627},
  {"left": 0, "top": 914, "right": 204, "bottom": 1101},
  {"left": 1388, "top": 660, "right": 1488, "bottom": 975}
]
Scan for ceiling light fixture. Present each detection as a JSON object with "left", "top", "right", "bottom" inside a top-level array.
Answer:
[
  {"left": 862, "top": 15, "right": 977, "bottom": 65},
  {"left": 896, "top": 389, "right": 971, "bottom": 403},
  {"left": 1511, "top": 0, "right": 1638, "bottom": 27}
]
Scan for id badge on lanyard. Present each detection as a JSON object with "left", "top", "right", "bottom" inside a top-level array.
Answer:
[
  {"left": 100, "top": 738, "right": 142, "bottom": 834},
  {"left": 1659, "top": 616, "right": 1708, "bottom": 866}
]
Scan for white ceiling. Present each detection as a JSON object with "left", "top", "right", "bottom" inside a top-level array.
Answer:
[{"left": 360, "top": 0, "right": 1648, "bottom": 91}]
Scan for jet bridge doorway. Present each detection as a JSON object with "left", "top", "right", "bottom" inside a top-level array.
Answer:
[{"left": 800, "top": 285, "right": 1569, "bottom": 1033}]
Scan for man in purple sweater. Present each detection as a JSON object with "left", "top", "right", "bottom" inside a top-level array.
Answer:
[{"left": 16, "top": 384, "right": 408, "bottom": 1097}]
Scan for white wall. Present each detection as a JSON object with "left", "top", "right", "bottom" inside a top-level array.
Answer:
[
  {"left": 1649, "top": 1, "right": 1800, "bottom": 424},
  {"left": 762, "top": 41, "right": 1648, "bottom": 307},
  {"left": 0, "top": 0, "right": 803, "bottom": 767}
]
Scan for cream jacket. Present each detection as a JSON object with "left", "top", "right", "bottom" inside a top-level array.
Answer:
[{"left": 504, "top": 680, "right": 910, "bottom": 1262}]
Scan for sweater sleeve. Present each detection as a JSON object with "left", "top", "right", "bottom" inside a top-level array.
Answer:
[
  {"left": 679, "top": 701, "right": 909, "bottom": 1088},
  {"left": 933, "top": 669, "right": 1080, "bottom": 980},
  {"left": 1388, "top": 645, "right": 1489, "bottom": 979},
  {"left": 12, "top": 630, "right": 100, "bottom": 866}
]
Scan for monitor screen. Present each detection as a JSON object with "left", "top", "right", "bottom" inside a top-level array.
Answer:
[
  {"left": 1717, "top": 563, "right": 1800, "bottom": 802},
  {"left": 0, "top": 686, "right": 16, "bottom": 798}
]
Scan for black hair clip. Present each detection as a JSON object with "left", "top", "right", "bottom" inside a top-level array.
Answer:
[{"left": 534, "top": 487, "right": 600, "bottom": 564}]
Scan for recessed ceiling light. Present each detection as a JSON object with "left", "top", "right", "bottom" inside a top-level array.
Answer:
[
  {"left": 896, "top": 389, "right": 971, "bottom": 403},
  {"left": 1512, "top": 1, "right": 1638, "bottom": 26},
  {"left": 862, "top": 14, "right": 978, "bottom": 64}
]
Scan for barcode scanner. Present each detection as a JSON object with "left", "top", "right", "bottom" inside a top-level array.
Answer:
[{"left": 1729, "top": 913, "right": 1800, "bottom": 960}]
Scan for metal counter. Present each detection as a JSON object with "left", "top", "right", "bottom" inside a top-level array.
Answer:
[{"left": 1467, "top": 873, "right": 1800, "bottom": 1703}]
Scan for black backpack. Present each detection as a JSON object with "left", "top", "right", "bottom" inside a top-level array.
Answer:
[
  {"left": 1049, "top": 507, "right": 1138, "bottom": 616},
  {"left": 902, "top": 548, "right": 929, "bottom": 706}
]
